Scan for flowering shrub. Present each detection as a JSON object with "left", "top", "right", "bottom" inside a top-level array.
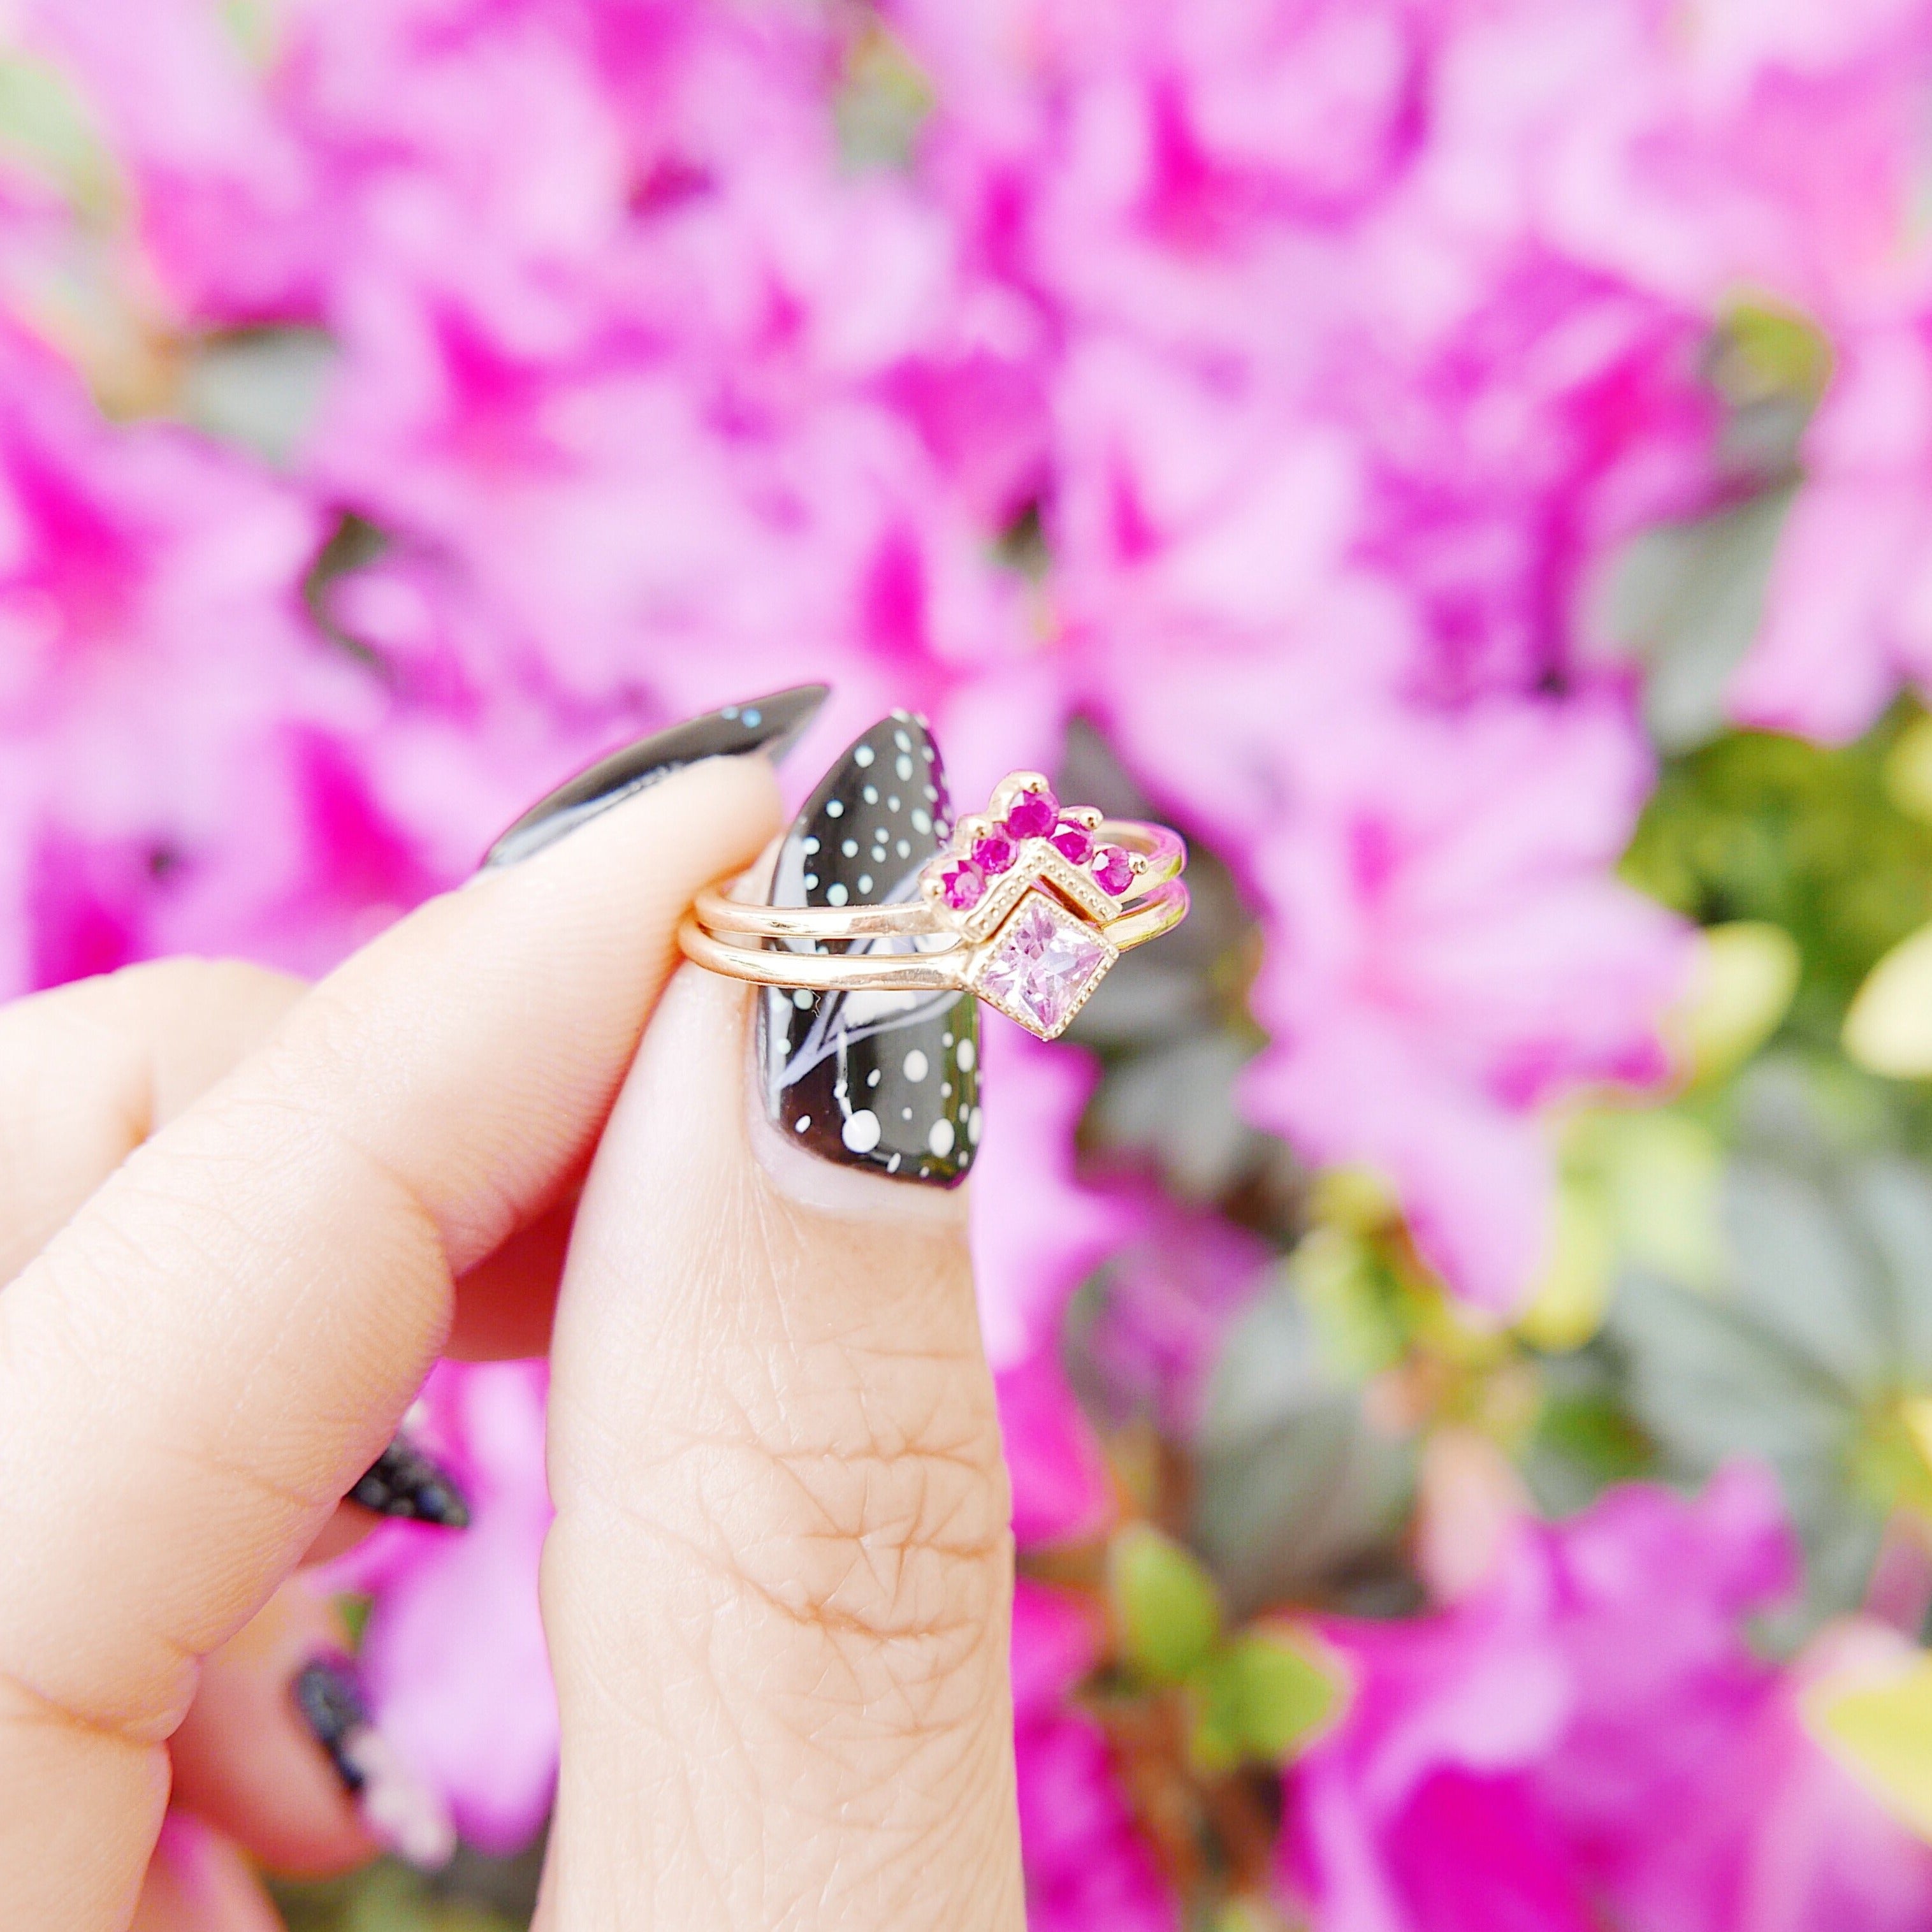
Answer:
[{"left": 16, "top": 3, "right": 1932, "bottom": 1928}]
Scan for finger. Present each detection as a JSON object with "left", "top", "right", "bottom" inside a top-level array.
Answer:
[
  {"left": 129, "top": 1816, "right": 282, "bottom": 1932},
  {"left": 0, "top": 954, "right": 568, "bottom": 1357},
  {"left": 0, "top": 959, "right": 306, "bottom": 1281},
  {"left": 0, "top": 745, "right": 785, "bottom": 1931},
  {"left": 540, "top": 716, "right": 1023, "bottom": 1931},
  {"left": 445, "top": 1190, "right": 578, "bottom": 1360},
  {"left": 0, "top": 957, "right": 477, "bottom": 1568},
  {"left": 170, "top": 1575, "right": 452, "bottom": 1877}
]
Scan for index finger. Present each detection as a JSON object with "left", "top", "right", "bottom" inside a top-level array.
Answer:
[
  {"left": 0, "top": 744, "right": 783, "bottom": 1931},
  {"left": 0, "top": 959, "right": 305, "bottom": 1284}
]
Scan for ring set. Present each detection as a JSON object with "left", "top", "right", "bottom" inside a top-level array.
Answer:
[{"left": 680, "top": 771, "right": 1189, "bottom": 1040}]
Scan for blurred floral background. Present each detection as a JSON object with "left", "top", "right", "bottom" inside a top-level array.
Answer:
[{"left": 19, "top": 0, "right": 1932, "bottom": 1926}]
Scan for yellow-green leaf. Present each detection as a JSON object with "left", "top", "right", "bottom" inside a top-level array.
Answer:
[
  {"left": 1518, "top": 1175, "right": 1615, "bottom": 1352},
  {"left": 1805, "top": 1653, "right": 1932, "bottom": 1841},
  {"left": 1885, "top": 713, "right": 1932, "bottom": 825},
  {"left": 1188, "top": 1628, "right": 1344, "bottom": 1774},
  {"left": 1110, "top": 1524, "right": 1222, "bottom": 1686},
  {"left": 1601, "top": 1110, "right": 1726, "bottom": 1292},
  {"left": 1212, "top": 1898, "right": 1293, "bottom": 1932},
  {"left": 1846, "top": 920, "right": 1932, "bottom": 1077},
  {"left": 1671, "top": 920, "right": 1800, "bottom": 1086}
]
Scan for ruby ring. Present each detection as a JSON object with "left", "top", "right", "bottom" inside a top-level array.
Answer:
[{"left": 679, "top": 771, "right": 1189, "bottom": 1042}]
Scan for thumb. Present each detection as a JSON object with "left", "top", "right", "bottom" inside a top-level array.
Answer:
[{"left": 541, "top": 714, "right": 1022, "bottom": 1931}]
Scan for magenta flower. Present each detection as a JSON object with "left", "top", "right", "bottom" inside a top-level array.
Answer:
[
  {"left": 0, "top": 324, "right": 404, "bottom": 996},
  {"left": 1729, "top": 317, "right": 1932, "bottom": 744},
  {"left": 1013, "top": 1580, "right": 1180, "bottom": 1932},
  {"left": 1283, "top": 1464, "right": 1932, "bottom": 1932},
  {"left": 1076, "top": 1205, "right": 1275, "bottom": 1440},
  {"left": 1434, "top": 0, "right": 1932, "bottom": 323},
  {"left": 320, "top": 1359, "right": 557, "bottom": 1856},
  {"left": 971, "top": 1017, "right": 1126, "bottom": 1370},
  {"left": 998, "top": 1346, "right": 1114, "bottom": 1551},
  {"left": 1237, "top": 685, "right": 1690, "bottom": 1313},
  {"left": 971, "top": 1016, "right": 1127, "bottom": 1546}
]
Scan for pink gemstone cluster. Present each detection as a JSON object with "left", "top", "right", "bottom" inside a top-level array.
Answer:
[{"left": 936, "top": 785, "right": 1134, "bottom": 914}]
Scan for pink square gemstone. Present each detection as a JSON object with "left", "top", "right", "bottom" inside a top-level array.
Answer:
[{"left": 977, "top": 895, "right": 1111, "bottom": 1038}]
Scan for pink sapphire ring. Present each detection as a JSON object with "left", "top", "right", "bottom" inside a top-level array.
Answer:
[{"left": 678, "top": 771, "right": 1188, "bottom": 1041}]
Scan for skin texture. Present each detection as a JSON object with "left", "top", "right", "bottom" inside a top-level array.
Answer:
[
  {"left": 0, "top": 748, "right": 1026, "bottom": 1931},
  {"left": 168, "top": 1583, "right": 379, "bottom": 1878},
  {"left": 541, "top": 962, "right": 1019, "bottom": 1931}
]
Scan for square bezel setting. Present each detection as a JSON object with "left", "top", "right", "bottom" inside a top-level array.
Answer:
[{"left": 968, "top": 890, "right": 1117, "bottom": 1040}]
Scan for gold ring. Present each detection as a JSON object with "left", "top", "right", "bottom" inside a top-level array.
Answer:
[{"left": 679, "top": 770, "right": 1190, "bottom": 1040}]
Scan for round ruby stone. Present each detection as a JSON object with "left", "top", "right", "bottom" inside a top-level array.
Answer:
[
  {"left": 1049, "top": 816, "right": 1094, "bottom": 864},
  {"left": 940, "top": 860, "right": 986, "bottom": 911},
  {"left": 1002, "top": 787, "right": 1057, "bottom": 841},
  {"left": 1092, "top": 845, "right": 1133, "bottom": 896},
  {"left": 971, "top": 832, "right": 1017, "bottom": 875}
]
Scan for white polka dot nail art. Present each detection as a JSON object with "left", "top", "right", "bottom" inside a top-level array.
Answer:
[{"left": 755, "top": 713, "right": 980, "bottom": 1187}]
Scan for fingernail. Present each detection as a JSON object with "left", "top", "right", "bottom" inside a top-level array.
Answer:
[
  {"left": 294, "top": 1653, "right": 457, "bottom": 1870},
  {"left": 760, "top": 710, "right": 981, "bottom": 1184},
  {"left": 348, "top": 1432, "right": 470, "bottom": 1527},
  {"left": 481, "top": 683, "right": 830, "bottom": 868}
]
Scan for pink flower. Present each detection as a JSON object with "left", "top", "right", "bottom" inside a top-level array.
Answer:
[
  {"left": 320, "top": 1360, "right": 557, "bottom": 1856},
  {"left": 971, "top": 1016, "right": 1126, "bottom": 1546},
  {"left": 1075, "top": 1205, "right": 1274, "bottom": 1440},
  {"left": 971, "top": 1016, "right": 1124, "bottom": 1370},
  {"left": 0, "top": 324, "right": 413, "bottom": 995},
  {"left": 999, "top": 1346, "right": 1114, "bottom": 1550},
  {"left": 1283, "top": 1465, "right": 1932, "bottom": 1932},
  {"left": 1239, "top": 684, "right": 1689, "bottom": 1314},
  {"left": 1012, "top": 1580, "right": 1180, "bottom": 1932},
  {"left": 1334, "top": 256, "right": 1719, "bottom": 701},
  {"left": 894, "top": 0, "right": 1439, "bottom": 365},
  {"left": 1729, "top": 316, "right": 1932, "bottom": 743}
]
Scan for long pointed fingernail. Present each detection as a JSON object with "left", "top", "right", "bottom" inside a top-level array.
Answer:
[
  {"left": 759, "top": 711, "right": 981, "bottom": 1185},
  {"left": 348, "top": 1432, "right": 470, "bottom": 1527},
  {"left": 294, "top": 1654, "right": 457, "bottom": 1871},
  {"left": 482, "top": 683, "right": 830, "bottom": 868}
]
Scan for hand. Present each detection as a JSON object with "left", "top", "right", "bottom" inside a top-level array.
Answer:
[{"left": 0, "top": 727, "right": 1024, "bottom": 1930}]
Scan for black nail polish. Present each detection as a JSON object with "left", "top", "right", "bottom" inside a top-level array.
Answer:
[
  {"left": 293, "top": 1653, "right": 371, "bottom": 1794},
  {"left": 760, "top": 711, "right": 980, "bottom": 1185},
  {"left": 482, "top": 683, "right": 830, "bottom": 868},
  {"left": 349, "top": 1433, "right": 470, "bottom": 1528},
  {"left": 293, "top": 1652, "right": 458, "bottom": 1866}
]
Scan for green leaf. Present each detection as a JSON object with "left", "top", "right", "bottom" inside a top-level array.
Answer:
[
  {"left": 1847, "top": 919, "right": 1932, "bottom": 1077},
  {"left": 1516, "top": 1172, "right": 1616, "bottom": 1352},
  {"left": 1192, "top": 1274, "right": 1415, "bottom": 1615},
  {"left": 333, "top": 1590, "right": 374, "bottom": 1650},
  {"left": 1604, "top": 1084, "right": 1932, "bottom": 1636},
  {"left": 1110, "top": 1524, "right": 1222, "bottom": 1685},
  {"left": 1603, "top": 490, "right": 1793, "bottom": 755},
  {"left": 1597, "top": 1110, "right": 1727, "bottom": 1293},
  {"left": 1886, "top": 713, "right": 1932, "bottom": 824},
  {"left": 181, "top": 326, "right": 337, "bottom": 470},
  {"left": 1674, "top": 921, "right": 1803, "bottom": 1086},
  {"left": 1189, "top": 1629, "right": 1344, "bottom": 1774},
  {"left": 1623, "top": 715, "right": 1932, "bottom": 1043},
  {"left": 834, "top": 24, "right": 933, "bottom": 172}
]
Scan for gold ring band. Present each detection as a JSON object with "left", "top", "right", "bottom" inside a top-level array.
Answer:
[
  {"left": 680, "top": 878, "right": 1189, "bottom": 983},
  {"left": 678, "top": 770, "right": 1190, "bottom": 1040},
  {"left": 691, "top": 818, "right": 1184, "bottom": 944}
]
